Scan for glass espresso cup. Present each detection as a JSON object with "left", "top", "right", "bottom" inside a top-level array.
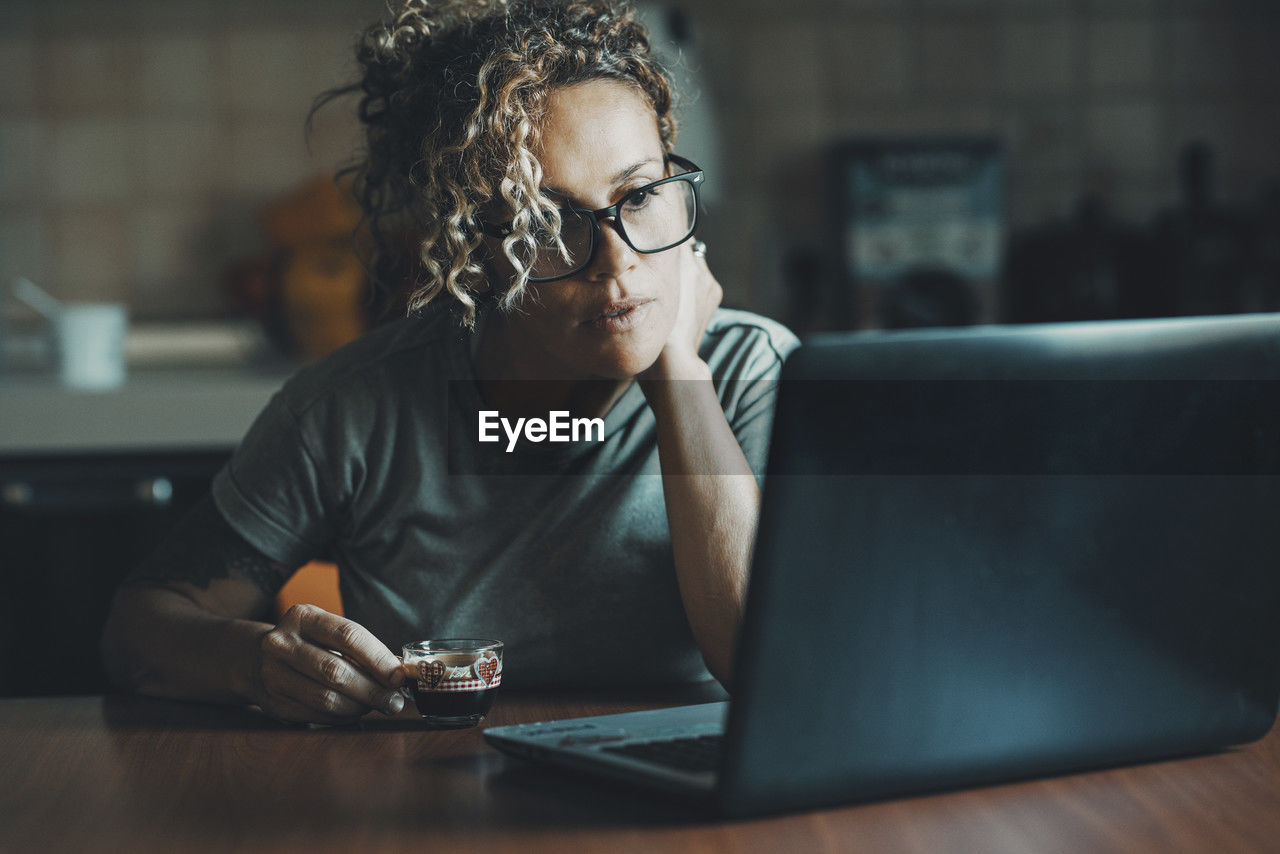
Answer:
[{"left": 401, "top": 639, "right": 504, "bottom": 728}]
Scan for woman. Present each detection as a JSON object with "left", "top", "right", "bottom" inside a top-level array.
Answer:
[{"left": 102, "top": 0, "right": 798, "bottom": 725}]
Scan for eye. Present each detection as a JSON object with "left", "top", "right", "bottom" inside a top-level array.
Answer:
[{"left": 622, "top": 186, "right": 660, "bottom": 212}]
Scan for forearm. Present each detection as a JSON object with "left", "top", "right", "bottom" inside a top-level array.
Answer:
[
  {"left": 100, "top": 487, "right": 403, "bottom": 725},
  {"left": 102, "top": 585, "right": 271, "bottom": 706},
  {"left": 100, "top": 493, "right": 286, "bottom": 707},
  {"left": 643, "top": 358, "right": 761, "bottom": 686}
]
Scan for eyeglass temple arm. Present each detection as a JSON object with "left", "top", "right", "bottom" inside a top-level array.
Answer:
[
  {"left": 478, "top": 154, "right": 702, "bottom": 235},
  {"left": 665, "top": 153, "right": 699, "bottom": 174}
]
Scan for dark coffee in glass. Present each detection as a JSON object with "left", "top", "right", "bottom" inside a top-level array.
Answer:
[
  {"left": 400, "top": 640, "right": 504, "bottom": 728},
  {"left": 409, "top": 684, "right": 499, "bottom": 719}
]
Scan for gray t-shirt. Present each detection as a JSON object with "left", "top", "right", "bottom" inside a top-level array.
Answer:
[{"left": 212, "top": 304, "right": 799, "bottom": 687}]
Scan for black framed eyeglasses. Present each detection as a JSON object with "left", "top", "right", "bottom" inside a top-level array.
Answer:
[{"left": 479, "top": 154, "right": 704, "bottom": 283}]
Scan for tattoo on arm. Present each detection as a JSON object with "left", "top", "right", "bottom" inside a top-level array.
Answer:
[{"left": 123, "top": 493, "right": 295, "bottom": 598}]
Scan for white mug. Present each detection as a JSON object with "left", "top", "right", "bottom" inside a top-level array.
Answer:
[{"left": 55, "top": 303, "right": 128, "bottom": 391}]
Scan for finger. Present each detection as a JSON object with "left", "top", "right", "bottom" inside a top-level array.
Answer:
[
  {"left": 291, "top": 641, "right": 404, "bottom": 716},
  {"left": 262, "top": 656, "right": 372, "bottom": 720},
  {"left": 258, "top": 627, "right": 402, "bottom": 716},
  {"left": 288, "top": 605, "right": 404, "bottom": 688}
]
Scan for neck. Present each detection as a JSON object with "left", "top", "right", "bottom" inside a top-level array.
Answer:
[{"left": 472, "top": 310, "right": 631, "bottom": 421}]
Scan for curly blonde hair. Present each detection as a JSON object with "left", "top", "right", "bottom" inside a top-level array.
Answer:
[{"left": 315, "top": 0, "right": 677, "bottom": 328}]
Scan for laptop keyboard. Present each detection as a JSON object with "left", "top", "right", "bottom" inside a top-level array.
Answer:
[{"left": 602, "top": 734, "right": 724, "bottom": 773}]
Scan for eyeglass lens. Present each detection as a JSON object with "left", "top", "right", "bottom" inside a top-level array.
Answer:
[{"left": 520, "top": 178, "right": 698, "bottom": 280}]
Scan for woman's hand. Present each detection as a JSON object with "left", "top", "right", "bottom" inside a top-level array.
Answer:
[
  {"left": 250, "top": 604, "right": 406, "bottom": 725},
  {"left": 642, "top": 240, "right": 722, "bottom": 382},
  {"left": 674, "top": 240, "right": 722, "bottom": 357}
]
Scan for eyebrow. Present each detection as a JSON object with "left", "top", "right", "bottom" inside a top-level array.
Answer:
[{"left": 541, "top": 157, "right": 663, "bottom": 207}]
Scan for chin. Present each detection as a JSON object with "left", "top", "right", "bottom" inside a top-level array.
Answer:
[
  {"left": 589, "top": 355, "right": 652, "bottom": 380},
  {"left": 586, "top": 343, "right": 665, "bottom": 380}
]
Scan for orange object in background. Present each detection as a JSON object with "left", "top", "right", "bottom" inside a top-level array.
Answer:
[
  {"left": 236, "top": 174, "right": 369, "bottom": 360},
  {"left": 260, "top": 175, "right": 362, "bottom": 249},
  {"left": 274, "top": 561, "right": 344, "bottom": 619},
  {"left": 280, "top": 241, "right": 366, "bottom": 359}
]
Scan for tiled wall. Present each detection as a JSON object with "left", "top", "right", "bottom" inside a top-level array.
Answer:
[
  {"left": 0, "top": 0, "right": 378, "bottom": 319},
  {"left": 1, "top": 0, "right": 1278, "bottom": 322},
  {"left": 683, "top": 0, "right": 1280, "bottom": 316}
]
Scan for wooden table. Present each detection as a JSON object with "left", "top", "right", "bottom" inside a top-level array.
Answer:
[{"left": 2, "top": 689, "right": 1278, "bottom": 853}]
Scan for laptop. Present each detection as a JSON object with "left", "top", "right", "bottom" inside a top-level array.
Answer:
[{"left": 484, "top": 313, "right": 1280, "bottom": 817}]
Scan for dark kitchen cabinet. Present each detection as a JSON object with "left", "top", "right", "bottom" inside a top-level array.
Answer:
[{"left": 0, "top": 450, "right": 230, "bottom": 697}]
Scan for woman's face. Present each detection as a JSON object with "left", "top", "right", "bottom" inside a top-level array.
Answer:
[{"left": 486, "top": 79, "right": 681, "bottom": 381}]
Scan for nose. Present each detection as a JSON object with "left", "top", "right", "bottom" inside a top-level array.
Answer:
[{"left": 584, "top": 217, "right": 637, "bottom": 283}]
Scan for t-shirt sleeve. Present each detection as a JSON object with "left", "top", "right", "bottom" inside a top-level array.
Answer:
[
  {"left": 210, "top": 390, "right": 341, "bottom": 567},
  {"left": 729, "top": 358, "right": 789, "bottom": 482},
  {"left": 705, "top": 314, "right": 801, "bottom": 482}
]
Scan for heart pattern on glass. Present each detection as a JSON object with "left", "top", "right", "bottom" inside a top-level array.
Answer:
[
  {"left": 474, "top": 655, "right": 499, "bottom": 686},
  {"left": 417, "top": 659, "right": 446, "bottom": 689}
]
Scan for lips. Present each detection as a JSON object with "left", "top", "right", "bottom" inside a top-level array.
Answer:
[{"left": 584, "top": 297, "right": 654, "bottom": 332}]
